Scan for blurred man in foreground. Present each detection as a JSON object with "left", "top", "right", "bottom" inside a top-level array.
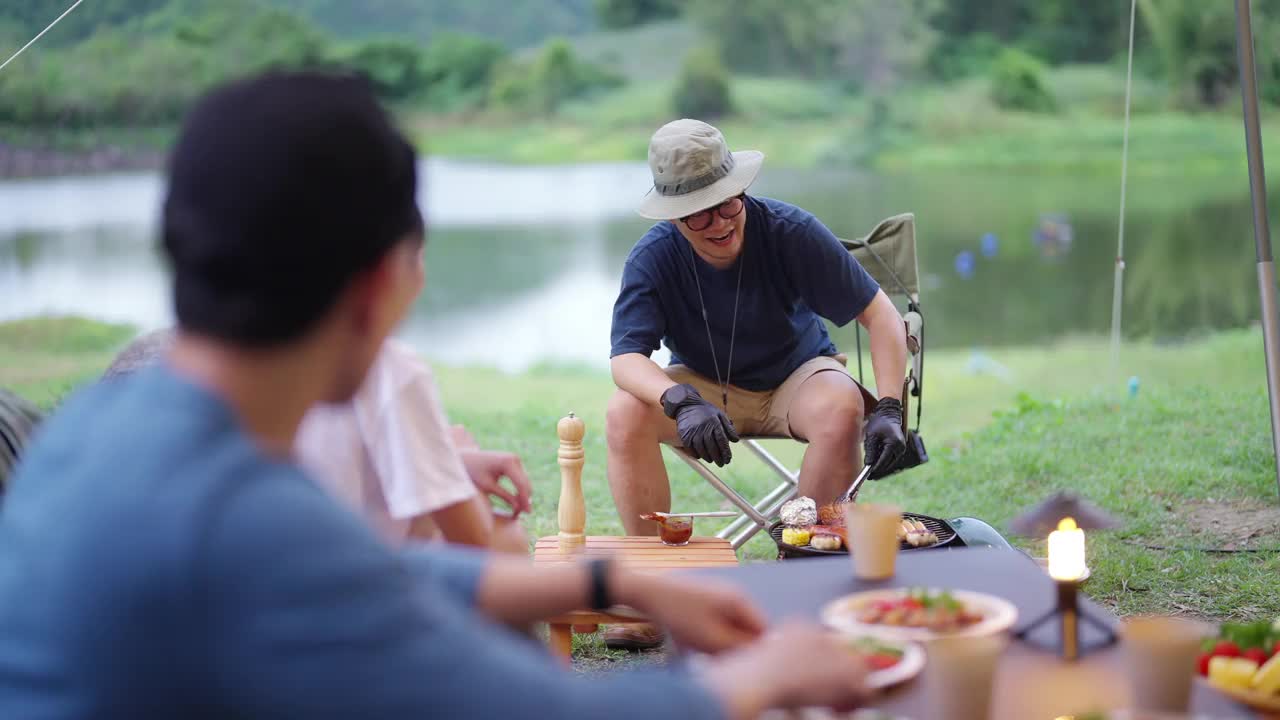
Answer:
[{"left": 0, "top": 71, "right": 869, "bottom": 718}]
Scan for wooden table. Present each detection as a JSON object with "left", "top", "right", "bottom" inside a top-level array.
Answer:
[
  {"left": 691, "top": 547, "right": 1257, "bottom": 720},
  {"left": 532, "top": 535, "right": 740, "bottom": 659}
]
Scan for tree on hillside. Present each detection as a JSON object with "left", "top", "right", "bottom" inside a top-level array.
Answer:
[
  {"left": 830, "top": 0, "right": 939, "bottom": 95},
  {"left": 594, "top": 0, "right": 681, "bottom": 29},
  {"left": 690, "top": 0, "right": 939, "bottom": 88},
  {"left": 1136, "top": 0, "right": 1251, "bottom": 108},
  {"left": 929, "top": 0, "right": 1128, "bottom": 68},
  {"left": 274, "top": 0, "right": 595, "bottom": 49},
  {"left": 673, "top": 46, "right": 733, "bottom": 119},
  {"left": 989, "top": 49, "right": 1056, "bottom": 113},
  {"left": 0, "top": 0, "right": 173, "bottom": 47},
  {"left": 0, "top": 0, "right": 332, "bottom": 126},
  {"left": 340, "top": 39, "right": 427, "bottom": 100},
  {"left": 688, "top": 0, "right": 834, "bottom": 76},
  {"left": 1024, "top": 0, "right": 1129, "bottom": 64},
  {"left": 489, "top": 38, "right": 623, "bottom": 116}
]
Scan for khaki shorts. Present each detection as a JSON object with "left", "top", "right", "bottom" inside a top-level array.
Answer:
[{"left": 664, "top": 356, "right": 877, "bottom": 441}]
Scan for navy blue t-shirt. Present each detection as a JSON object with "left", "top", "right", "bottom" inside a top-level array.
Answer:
[{"left": 611, "top": 195, "right": 880, "bottom": 391}]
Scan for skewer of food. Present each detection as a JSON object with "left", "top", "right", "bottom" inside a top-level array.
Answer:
[
  {"left": 896, "top": 517, "right": 939, "bottom": 547},
  {"left": 809, "top": 526, "right": 844, "bottom": 551},
  {"left": 817, "top": 501, "right": 849, "bottom": 527}
]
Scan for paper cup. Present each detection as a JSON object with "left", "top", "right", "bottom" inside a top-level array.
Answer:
[
  {"left": 1119, "top": 615, "right": 1211, "bottom": 713},
  {"left": 845, "top": 503, "right": 901, "bottom": 580},
  {"left": 922, "top": 631, "right": 1009, "bottom": 720}
]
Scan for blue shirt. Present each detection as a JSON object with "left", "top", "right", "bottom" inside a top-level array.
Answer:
[
  {"left": 610, "top": 195, "right": 880, "bottom": 391},
  {"left": 0, "top": 366, "right": 724, "bottom": 719}
]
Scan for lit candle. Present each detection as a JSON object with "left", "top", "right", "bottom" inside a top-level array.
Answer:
[{"left": 1047, "top": 517, "right": 1087, "bottom": 581}]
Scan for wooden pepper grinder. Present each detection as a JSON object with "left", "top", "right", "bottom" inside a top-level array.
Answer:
[{"left": 556, "top": 412, "right": 586, "bottom": 551}]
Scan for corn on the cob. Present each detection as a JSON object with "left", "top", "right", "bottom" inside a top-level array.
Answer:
[{"left": 782, "top": 527, "right": 811, "bottom": 546}]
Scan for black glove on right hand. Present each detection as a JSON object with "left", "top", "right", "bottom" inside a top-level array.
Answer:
[
  {"left": 863, "top": 397, "right": 906, "bottom": 480},
  {"left": 661, "top": 384, "right": 740, "bottom": 467}
]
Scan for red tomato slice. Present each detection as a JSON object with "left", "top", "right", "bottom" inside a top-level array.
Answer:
[
  {"left": 1212, "top": 641, "right": 1241, "bottom": 658},
  {"left": 1243, "top": 647, "right": 1269, "bottom": 665},
  {"left": 865, "top": 654, "right": 900, "bottom": 670}
]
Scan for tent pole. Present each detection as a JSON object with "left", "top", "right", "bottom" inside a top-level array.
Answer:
[{"left": 1235, "top": 0, "right": 1280, "bottom": 500}]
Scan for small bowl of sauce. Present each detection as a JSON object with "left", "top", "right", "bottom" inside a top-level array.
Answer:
[
  {"left": 658, "top": 517, "right": 693, "bottom": 546},
  {"left": 640, "top": 513, "right": 695, "bottom": 546}
]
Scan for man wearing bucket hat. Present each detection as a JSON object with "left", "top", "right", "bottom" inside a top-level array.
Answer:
[{"left": 606, "top": 120, "right": 910, "bottom": 645}]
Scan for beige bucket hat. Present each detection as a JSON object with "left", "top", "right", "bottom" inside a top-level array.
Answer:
[{"left": 637, "top": 119, "right": 764, "bottom": 220}]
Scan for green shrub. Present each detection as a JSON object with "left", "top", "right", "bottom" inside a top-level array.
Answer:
[
  {"left": 928, "top": 32, "right": 1002, "bottom": 82},
  {"left": 340, "top": 39, "right": 427, "bottom": 100},
  {"left": 489, "top": 38, "right": 624, "bottom": 115},
  {"left": 0, "top": 1, "right": 333, "bottom": 127},
  {"left": 342, "top": 32, "right": 513, "bottom": 111},
  {"left": 419, "top": 33, "right": 508, "bottom": 97},
  {"left": 594, "top": 0, "right": 681, "bottom": 29},
  {"left": 989, "top": 48, "right": 1056, "bottom": 112},
  {"left": 672, "top": 46, "right": 733, "bottom": 119}
]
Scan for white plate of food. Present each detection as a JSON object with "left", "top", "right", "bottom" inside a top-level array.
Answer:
[
  {"left": 820, "top": 587, "right": 1019, "bottom": 642},
  {"left": 838, "top": 634, "right": 926, "bottom": 690}
]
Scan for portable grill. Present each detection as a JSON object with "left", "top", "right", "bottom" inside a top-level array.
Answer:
[{"left": 768, "top": 512, "right": 963, "bottom": 560}]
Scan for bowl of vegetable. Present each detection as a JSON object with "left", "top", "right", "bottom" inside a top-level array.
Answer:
[{"left": 1199, "top": 616, "right": 1280, "bottom": 713}]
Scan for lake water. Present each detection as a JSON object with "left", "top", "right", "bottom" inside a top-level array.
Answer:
[{"left": 0, "top": 159, "right": 1269, "bottom": 372}]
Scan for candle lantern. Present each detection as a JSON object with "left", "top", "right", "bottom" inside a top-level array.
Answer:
[{"left": 1010, "top": 492, "right": 1121, "bottom": 661}]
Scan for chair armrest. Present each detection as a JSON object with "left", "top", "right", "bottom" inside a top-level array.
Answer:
[{"left": 905, "top": 310, "right": 922, "bottom": 356}]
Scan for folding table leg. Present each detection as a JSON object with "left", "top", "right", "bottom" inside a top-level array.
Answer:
[{"left": 548, "top": 623, "right": 573, "bottom": 662}]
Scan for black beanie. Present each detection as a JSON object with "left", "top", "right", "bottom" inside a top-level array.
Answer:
[{"left": 162, "top": 70, "right": 424, "bottom": 346}]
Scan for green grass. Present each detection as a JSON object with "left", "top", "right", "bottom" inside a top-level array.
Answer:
[
  {"left": 2, "top": 317, "right": 1277, "bottom": 627},
  {"left": 384, "top": 327, "right": 1280, "bottom": 627},
  {"left": 0, "top": 316, "right": 135, "bottom": 409}
]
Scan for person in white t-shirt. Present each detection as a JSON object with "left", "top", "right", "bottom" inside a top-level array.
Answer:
[
  {"left": 294, "top": 339, "right": 531, "bottom": 551},
  {"left": 104, "top": 330, "right": 531, "bottom": 553}
]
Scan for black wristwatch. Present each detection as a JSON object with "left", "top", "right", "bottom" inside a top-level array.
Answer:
[
  {"left": 660, "top": 383, "right": 700, "bottom": 419},
  {"left": 587, "top": 558, "right": 614, "bottom": 611}
]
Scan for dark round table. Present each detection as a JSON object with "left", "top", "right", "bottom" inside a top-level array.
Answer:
[{"left": 691, "top": 546, "right": 1257, "bottom": 719}]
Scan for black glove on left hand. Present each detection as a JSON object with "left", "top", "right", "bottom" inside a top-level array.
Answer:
[{"left": 863, "top": 397, "right": 906, "bottom": 480}]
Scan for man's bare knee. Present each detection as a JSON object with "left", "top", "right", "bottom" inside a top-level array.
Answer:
[
  {"left": 798, "top": 387, "right": 864, "bottom": 446},
  {"left": 606, "top": 390, "right": 658, "bottom": 449}
]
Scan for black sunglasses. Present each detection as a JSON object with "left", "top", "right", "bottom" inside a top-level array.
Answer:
[{"left": 679, "top": 195, "right": 745, "bottom": 232}]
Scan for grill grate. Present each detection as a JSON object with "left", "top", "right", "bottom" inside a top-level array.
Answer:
[{"left": 769, "top": 512, "right": 959, "bottom": 559}]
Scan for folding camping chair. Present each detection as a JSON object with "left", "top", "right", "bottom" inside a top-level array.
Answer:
[{"left": 666, "top": 213, "right": 927, "bottom": 549}]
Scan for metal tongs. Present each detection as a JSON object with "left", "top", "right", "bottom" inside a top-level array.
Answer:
[
  {"left": 648, "top": 511, "right": 739, "bottom": 518},
  {"left": 836, "top": 464, "right": 874, "bottom": 505}
]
